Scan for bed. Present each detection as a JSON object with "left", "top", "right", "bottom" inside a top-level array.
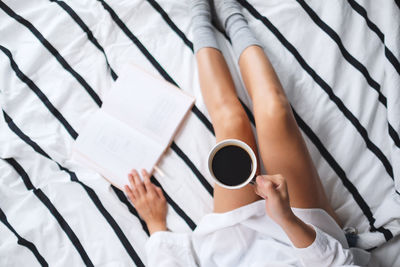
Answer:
[{"left": 0, "top": 0, "right": 399, "bottom": 266}]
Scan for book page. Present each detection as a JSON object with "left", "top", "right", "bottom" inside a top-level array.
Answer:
[
  {"left": 73, "top": 110, "right": 164, "bottom": 189},
  {"left": 102, "top": 63, "right": 194, "bottom": 147}
]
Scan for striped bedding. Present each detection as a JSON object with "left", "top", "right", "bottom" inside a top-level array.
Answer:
[{"left": 0, "top": 0, "right": 399, "bottom": 266}]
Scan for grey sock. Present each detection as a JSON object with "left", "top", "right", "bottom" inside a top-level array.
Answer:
[
  {"left": 215, "top": 0, "right": 262, "bottom": 61},
  {"left": 189, "top": 0, "right": 220, "bottom": 53}
]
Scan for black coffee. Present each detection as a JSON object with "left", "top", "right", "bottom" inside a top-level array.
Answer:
[{"left": 211, "top": 145, "right": 253, "bottom": 186}]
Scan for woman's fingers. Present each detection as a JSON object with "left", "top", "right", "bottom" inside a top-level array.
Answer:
[
  {"left": 128, "top": 173, "right": 135, "bottom": 188},
  {"left": 258, "top": 174, "right": 283, "bottom": 186},
  {"left": 124, "top": 185, "right": 136, "bottom": 202},
  {"left": 264, "top": 180, "right": 279, "bottom": 197},
  {"left": 128, "top": 174, "right": 139, "bottom": 198},
  {"left": 131, "top": 169, "right": 146, "bottom": 195},
  {"left": 257, "top": 175, "right": 285, "bottom": 189},
  {"left": 255, "top": 175, "right": 284, "bottom": 198},
  {"left": 155, "top": 186, "right": 165, "bottom": 201},
  {"left": 255, "top": 175, "right": 265, "bottom": 186},
  {"left": 255, "top": 177, "right": 270, "bottom": 198},
  {"left": 142, "top": 169, "right": 156, "bottom": 197},
  {"left": 126, "top": 168, "right": 166, "bottom": 203},
  {"left": 266, "top": 174, "right": 288, "bottom": 197}
]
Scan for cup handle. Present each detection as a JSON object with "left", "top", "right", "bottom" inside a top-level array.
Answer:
[{"left": 249, "top": 175, "right": 257, "bottom": 185}]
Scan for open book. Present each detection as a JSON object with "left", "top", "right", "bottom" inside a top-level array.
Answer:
[{"left": 73, "top": 63, "right": 195, "bottom": 189}]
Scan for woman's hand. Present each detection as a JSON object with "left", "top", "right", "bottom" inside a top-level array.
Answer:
[
  {"left": 254, "top": 174, "right": 294, "bottom": 225},
  {"left": 124, "top": 169, "right": 167, "bottom": 235},
  {"left": 255, "top": 174, "right": 316, "bottom": 248}
]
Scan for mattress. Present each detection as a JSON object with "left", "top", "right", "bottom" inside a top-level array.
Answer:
[{"left": 0, "top": 0, "right": 399, "bottom": 266}]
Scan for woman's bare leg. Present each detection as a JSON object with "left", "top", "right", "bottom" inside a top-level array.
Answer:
[
  {"left": 238, "top": 46, "right": 342, "bottom": 226},
  {"left": 196, "top": 48, "right": 261, "bottom": 213}
]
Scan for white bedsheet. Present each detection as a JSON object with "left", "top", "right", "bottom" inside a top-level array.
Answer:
[{"left": 0, "top": 0, "right": 399, "bottom": 266}]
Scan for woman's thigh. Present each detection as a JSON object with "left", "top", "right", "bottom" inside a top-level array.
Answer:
[
  {"left": 254, "top": 97, "right": 341, "bottom": 225},
  {"left": 195, "top": 48, "right": 262, "bottom": 213},
  {"left": 238, "top": 46, "right": 341, "bottom": 225},
  {"left": 212, "top": 107, "right": 262, "bottom": 213}
]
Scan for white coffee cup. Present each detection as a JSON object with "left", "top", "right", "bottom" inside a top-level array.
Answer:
[{"left": 208, "top": 139, "right": 257, "bottom": 189}]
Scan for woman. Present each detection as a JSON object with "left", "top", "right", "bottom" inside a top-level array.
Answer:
[{"left": 124, "top": 0, "right": 370, "bottom": 266}]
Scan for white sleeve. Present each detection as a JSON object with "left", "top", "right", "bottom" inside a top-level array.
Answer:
[
  {"left": 145, "top": 231, "right": 198, "bottom": 267},
  {"left": 294, "top": 226, "right": 363, "bottom": 267}
]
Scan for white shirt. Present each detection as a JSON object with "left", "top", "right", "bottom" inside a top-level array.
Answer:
[{"left": 145, "top": 200, "right": 371, "bottom": 266}]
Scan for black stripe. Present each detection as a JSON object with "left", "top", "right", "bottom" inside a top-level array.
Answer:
[
  {"left": 3, "top": 158, "right": 94, "bottom": 267},
  {"left": 98, "top": 0, "right": 177, "bottom": 86},
  {"left": 192, "top": 106, "right": 215, "bottom": 135},
  {"left": 97, "top": 0, "right": 215, "bottom": 134},
  {"left": 347, "top": 0, "right": 384, "bottom": 42},
  {"left": 111, "top": 185, "right": 150, "bottom": 236},
  {"left": 151, "top": 176, "right": 197, "bottom": 230},
  {"left": 3, "top": 158, "right": 35, "bottom": 190},
  {"left": 0, "top": 1, "right": 102, "bottom": 106},
  {"left": 3, "top": 111, "right": 52, "bottom": 159},
  {"left": 171, "top": 142, "right": 213, "bottom": 196},
  {"left": 296, "top": 0, "right": 400, "bottom": 148},
  {"left": 384, "top": 47, "right": 400, "bottom": 77},
  {"left": 347, "top": 0, "right": 400, "bottom": 77},
  {"left": 396, "top": 0, "right": 400, "bottom": 10},
  {"left": 239, "top": 0, "right": 394, "bottom": 179},
  {"left": 64, "top": 178, "right": 144, "bottom": 267},
  {"left": 145, "top": 0, "right": 193, "bottom": 51},
  {"left": 388, "top": 125, "right": 400, "bottom": 149},
  {"left": 296, "top": 0, "right": 384, "bottom": 102},
  {"left": 49, "top": 0, "right": 118, "bottom": 80},
  {"left": 2, "top": 111, "right": 145, "bottom": 267},
  {"left": 0, "top": 206, "right": 49, "bottom": 267},
  {"left": 291, "top": 109, "right": 393, "bottom": 241},
  {"left": 239, "top": 99, "right": 256, "bottom": 126},
  {"left": 0, "top": 45, "right": 79, "bottom": 139}
]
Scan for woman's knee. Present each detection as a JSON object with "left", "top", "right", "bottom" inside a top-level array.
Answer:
[
  {"left": 256, "top": 92, "right": 291, "bottom": 120},
  {"left": 214, "top": 107, "right": 250, "bottom": 133}
]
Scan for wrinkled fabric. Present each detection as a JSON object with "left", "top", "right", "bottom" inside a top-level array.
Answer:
[{"left": 146, "top": 200, "right": 371, "bottom": 266}]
